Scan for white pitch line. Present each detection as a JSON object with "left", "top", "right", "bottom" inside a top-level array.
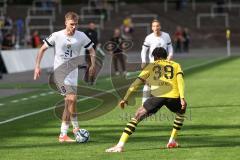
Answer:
[
  {"left": 48, "top": 91, "right": 55, "bottom": 94},
  {"left": 30, "top": 95, "right": 38, "bottom": 99},
  {"left": 0, "top": 103, "right": 4, "bottom": 106},
  {"left": 21, "top": 98, "right": 28, "bottom": 101},
  {"left": 0, "top": 56, "right": 229, "bottom": 125},
  {"left": 11, "top": 100, "right": 20, "bottom": 103},
  {"left": 40, "top": 93, "right": 47, "bottom": 96},
  {"left": 0, "top": 106, "right": 56, "bottom": 125},
  {"left": 0, "top": 87, "right": 121, "bottom": 125}
]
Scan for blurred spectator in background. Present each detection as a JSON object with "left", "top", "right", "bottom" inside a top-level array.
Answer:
[
  {"left": 182, "top": 27, "right": 190, "bottom": 53},
  {"left": 2, "top": 33, "right": 15, "bottom": 50},
  {"left": 109, "top": 28, "right": 127, "bottom": 76},
  {"left": 90, "top": 0, "right": 109, "bottom": 21},
  {"left": 121, "top": 16, "right": 134, "bottom": 39},
  {"left": 173, "top": 25, "right": 183, "bottom": 53},
  {"left": 31, "top": 30, "right": 41, "bottom": 48},
  {"left": 39, "top": 0, "right": 53, "bottom": 12},
  {"left": 16, "top": 17, "right": 24, "bottom": 46},
  {"left": 2, "top": 16, "right": 13, "bottom": 34},
  {"left": 84, "top": 22, "right": 99, "bottom": 85},
  {"left": 0, "top": 19, "right": 4, "bottom": 29}
]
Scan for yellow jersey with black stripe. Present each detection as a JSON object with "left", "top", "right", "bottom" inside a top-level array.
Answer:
[{"left": 138, "top": 60, "right": 184, "bottom": 98}]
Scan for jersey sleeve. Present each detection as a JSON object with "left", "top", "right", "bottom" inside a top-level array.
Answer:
[
  {"left": 176, "top": 63, "right": 184, "bottom": 98},
  {"left": 141, "top": 36, "right": 150, "bottom": 63},
  {"left": 143, "top": 36, "right": 150, "bottom": 48},
  {"left": 138, "top": 64, "right": 151, "bottom": 81},
  {"left": 82, "top": 33, "right": 94, "bottom": 50},
  {"left": 166, "top": 33, "right": 173, "bottom": 58},
  {"left": 176, "top": 63, "right": 183, "bottom": 76},
  {"left": 43, "top": 32, "right": 56, "bottom": 48}
]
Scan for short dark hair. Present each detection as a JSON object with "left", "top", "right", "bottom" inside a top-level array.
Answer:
[{"left": 152, "top": 47, "right": 168, "bottom": 60}]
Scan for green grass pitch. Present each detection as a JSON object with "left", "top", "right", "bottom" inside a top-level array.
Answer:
[{"left": 0, "top": 56, "right": 240, "bottom": 160}]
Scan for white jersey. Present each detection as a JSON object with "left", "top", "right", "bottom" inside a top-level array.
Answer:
[
  {"left": 141, "top": 31, "right": 173, "bottom": 63},
  {"left": 44, "top": 29, "right": 93, "bottom": 86}
]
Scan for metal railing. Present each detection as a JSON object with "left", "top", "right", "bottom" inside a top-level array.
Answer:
[
  {"left": 80, "top": 5, "right": 111, "bottom": 21},
  {"left": 80, "top": 14, "right": 104, "bottom": 29},
  {"left": 130, "top": 14, "right": 157, "bottom": 34},
  {"left": 196, "top": 13, "right": 229, "bottom": 28},
  {"left": 25, "top": 16, "right": 54, "bottom": 39},
  {"left": 131, "top": 14, "right": 158, "bottom": 19},
  {"left": 28, "top": 25, "right": 54, "bottom": 34},
  {"left": 211, "top": 3, "right": 240, "bottom": 16},
  {"left": 133, "top": 23, "right": 151, "bottom": 34},
  {"left": 27, "top": 7, "right": 56, "bottom": 21}
]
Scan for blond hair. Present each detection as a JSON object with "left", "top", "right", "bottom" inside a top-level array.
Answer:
[
  {"left": 152, "top": 19, "right": 161, "bottom": 25},
  {"left": 65, "top": 11, "right": 79, "bottom": 22}
]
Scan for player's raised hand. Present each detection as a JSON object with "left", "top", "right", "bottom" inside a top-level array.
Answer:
[
  {"left": 119, "top": 100, "right": 128, "bottom": 109},
  {"left": 34, "top": 67, "right": 41, "bottom": 80}
]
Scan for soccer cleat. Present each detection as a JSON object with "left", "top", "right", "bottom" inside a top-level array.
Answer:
[
  {"left": 105, "top": 145, "right": 124, "bottom": 153},
  {"left": 58, "top": 134, "right": 75, "bottom": 143},
  {"left": 167, "top": 140, "right": 179, "bottom": 148}
]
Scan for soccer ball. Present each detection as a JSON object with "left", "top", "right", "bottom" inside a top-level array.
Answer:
[{"left": 75, "top": 129, "right": 90, "bottom": 143}]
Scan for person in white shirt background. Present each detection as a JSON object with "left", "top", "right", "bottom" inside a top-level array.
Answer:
[{"left": 140, "top": 19, "right": 173, "bottom": 104}]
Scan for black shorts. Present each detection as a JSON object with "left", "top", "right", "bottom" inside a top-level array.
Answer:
[{"left": 143, "top": 97, "right": 185, "bottom": 114}]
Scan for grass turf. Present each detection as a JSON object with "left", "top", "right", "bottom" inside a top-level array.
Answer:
[{"left": 0, "top": 56, "right": 239, "bottom": 160}]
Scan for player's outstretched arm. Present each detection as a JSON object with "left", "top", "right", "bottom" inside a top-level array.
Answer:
[
  {"left": 176, "top": 72, "right": 187, "bottom": 110},
  {"left": 119, "top": 78, "right": 144, "bottom": 109},
  {"left": 34, "top": 44, "right": 48, "bottom": 80}
]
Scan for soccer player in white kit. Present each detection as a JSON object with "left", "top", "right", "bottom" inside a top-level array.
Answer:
[
  {"left": 141, "top": 19, "right": 173, "bottom": 104},
  {"left": 34, "top": 12, "right": 96, "bottom": 142}
]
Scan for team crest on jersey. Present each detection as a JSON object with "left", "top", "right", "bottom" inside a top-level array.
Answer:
[
  {"left": 157, "top": 43, "right": 162, "bottom": 47},
  {"left": 67, "top": 44, "right": 71, "bottom": 49}
]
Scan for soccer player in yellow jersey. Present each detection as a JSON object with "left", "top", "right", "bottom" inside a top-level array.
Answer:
[{"left": 106, "top": 47, "right": 187, "bottom": 152}]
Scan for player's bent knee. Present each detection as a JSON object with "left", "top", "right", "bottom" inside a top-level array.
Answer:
[
  {"left": 135, "top": 107, "right": 148, "bottom": 121},
  {"left": 65, "top": 94, "right": 77, "bottom": 104}
]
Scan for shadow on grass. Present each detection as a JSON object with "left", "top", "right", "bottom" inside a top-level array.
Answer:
[{"left": 1, "top": 123, "right": 239, "bottom": 150}]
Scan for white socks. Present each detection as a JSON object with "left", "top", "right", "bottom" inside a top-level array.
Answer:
[{"left": 60, "top": 122, "right": 70, "bottom": 136}]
